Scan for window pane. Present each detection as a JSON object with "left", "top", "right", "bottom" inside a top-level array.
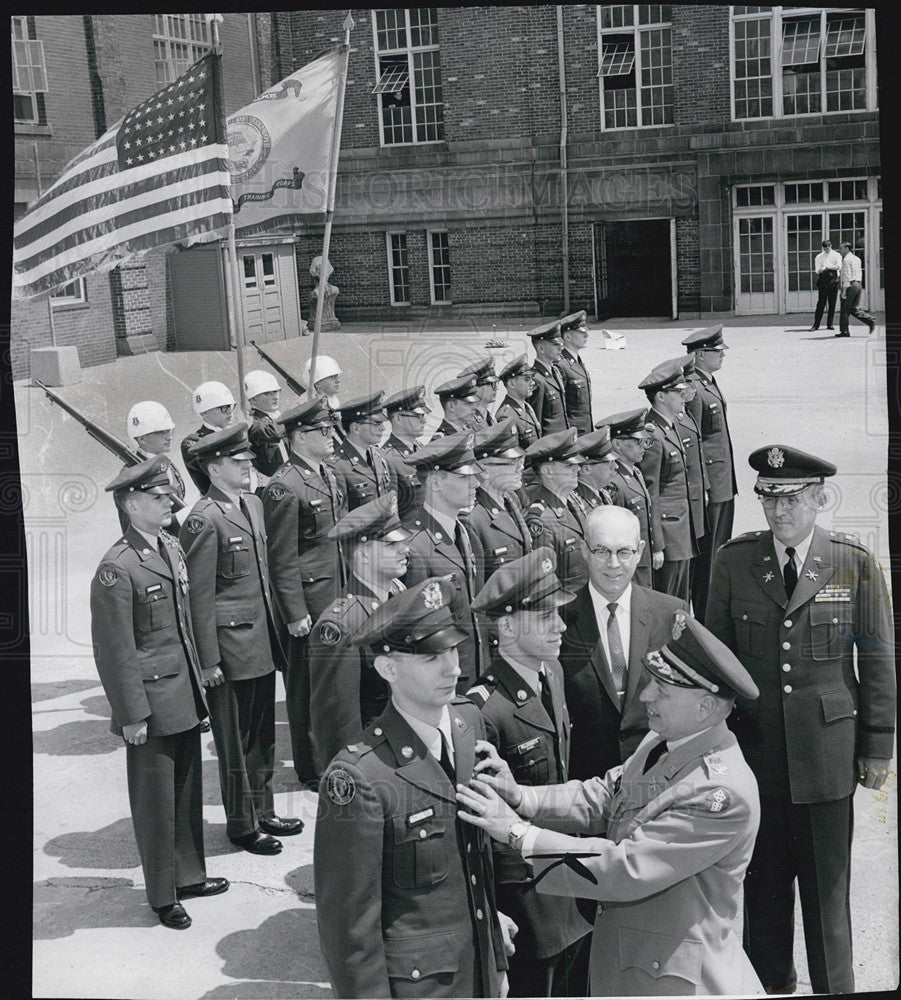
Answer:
[
  {"left": 601, "top": 38, "right": 636, "bottom": 76},
  {"left": 373, "top": 61, "right": 410, "bottom": 95},
  {"left": 412, "top": 49, "right": 444, "bottom": 142},
  {"left": 734, "top": 16, "right": 773, "bottom": 118},
  {"left": 738, "top": 216, "right": 775, "bottom": 293},
  {"left": 408, "top": 8, "right": 438, "bottom": 48},
  {"left": 600, "top": 6, "right": 635, "bottom": 29},
  {"left": 781, "top": 16, "right": 821, "bottom": 67},
  {"left": 783, "top": 66, "right": 821, "bottom": 115},
  {"left": 605, "top": 86, "right": 638, "bottom": 128},
  {"left": 640, "top": 26, "right": 672, "bottom": 124},
  {"left": 825, "top": 13, "right": 865, "bottom": 58},
  {"left": 826, "top": 65, "right": 865, "bottom": 112},
  {"left": 375, "top": 9, "right": 406, "bottom": 52},
  {"left": 430, "top": 232, "right": 451, "bottom": 302},
  {"left": 786, "top": 214, "right": 821, "bottom": 291},
  {"left": 389, "top": 233, "right": 410, "bottom": 304}
]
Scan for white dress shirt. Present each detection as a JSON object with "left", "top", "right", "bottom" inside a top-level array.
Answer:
[
  {"left": 588, "top": 582, "right": 632, "bottom": 696},
  {"left": 393, "top": 701, "right": 455, "bottom": 767},
  {"left": 133, "top": 527, "right": 163, "bottom": 551},
  {"left": 499, "top": 653, "right": 544, "bottom": 696},
  {"left": 772, "top": 529, "right": 815, "bottom": 582},
  {"left": 423, "top": 503, "right": 459, "bottom": 540},
  {"left": 814, "top": 249, "right": 842, "bottom": 274},
  {"left": 840, "top": 252, "right": 863, "bottom": 289}
]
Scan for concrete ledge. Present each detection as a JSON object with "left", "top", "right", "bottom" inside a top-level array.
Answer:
[
  {"left": 29, "top": 346, "right": 82, "bottom": 386},
  {"left": 116, "top": 334, "right": 159, "bottom": 357}
]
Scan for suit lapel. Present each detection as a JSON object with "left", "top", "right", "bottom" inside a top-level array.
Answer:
[
  {"left": 750, "top": 531, "right": 788, "bottom": 608},
  {"left": 494, "top": 662, "right": 555, "bottom": 734},
  {"left": 125, "top": 526, "right": 172, "bottom": 580},
  {"left": 207, "top": 485, "right": 251, "bottom": 534},
  {"left": 291, "top": 455, "right": 330, "bottom": 498},
  {"left": 785, "top": 525, "right": 836, "bottom": 617},
  {"left": 420, "top": 511, "right": 465, "bottom": 572},
  {"left": 624, "top": 586, "right": 651, "bottom": 707},
  {"left": 382, "top": 704, "right": 456, "bottom": 804}
]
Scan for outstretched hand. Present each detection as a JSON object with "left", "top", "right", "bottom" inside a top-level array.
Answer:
[
  {"left": 456, "top": 777, "right": 521, "bottom": 843},
  {"left": 473, "top": 740, "right": 523, "bottom": 808}
]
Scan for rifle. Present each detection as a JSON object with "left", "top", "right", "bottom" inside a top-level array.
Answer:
[
  {"left": 34, "top": 380, "right": 185, "bottom": 511},
  {"left": 249, "top": 340, "right": 308, "bottom": 399}
]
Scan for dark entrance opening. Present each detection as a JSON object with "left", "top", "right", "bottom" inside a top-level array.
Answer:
[{"left": 594, "top": 219, "right": 672, "bottom": 320}]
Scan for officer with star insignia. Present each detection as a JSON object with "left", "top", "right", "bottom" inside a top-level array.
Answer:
[
  {"left": 572, "top": 427, "right": 618, "bottom": 510},
  {"left": 430, "top": 374, "right": 481, "bottom": 441},
  {"left": 180, "top": 424, "right": 303, "bottom": 856},
  {"left": 90, "top": 456, "right": 228, "bottom": 929},
  {"left": 456, "top": 611, "right": 764, "bottom": 998},
  {"left": 458, "top": 356, "right": 499, "bottom": 430},
  {"left": 706, "top": 445, "right": 895, "bottom": 995},
  {"left": 554, "top": 311, "right": 594, "bottom": 435},
  {"left": 308, "top": 492, "right": 411, "bottom": 775},
  {"left": 523, "top": 429, "right": 590, "bottom": 594},
  {"left": 314, "top": 576, "right": 514, "bottom": 999},
  {"left": 382, "top": 385, "right": 430, "bottom": 518},
  {"left": 527, "top": 320, "right": 571, "bottom": 436},
  {"left": 467, "top": 549, "right": 592, "bottom": 997},
  {"left": 401, "top": 432, "right": 487, "bottom": 689},
  {"left": 262, "top": 398, "right": 348, "bottom": 784},
  {"left": 329, "top": 391, "right": 398, "bottom": 510}
]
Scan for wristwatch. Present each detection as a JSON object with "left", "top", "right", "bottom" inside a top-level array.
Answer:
[{"left": 507, "top": 820, "right": 532, "bottom": 851}]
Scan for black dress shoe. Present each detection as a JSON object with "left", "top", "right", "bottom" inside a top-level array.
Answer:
[
  {"left": 176, "top": 877, "right": 229, "bottom": 899},
  {"left": 229, "top": 831, "right": 283, "bottom": 855},
  {"left": 808, "top": 326, "right": 818, "bottom": 331},
  {"left": 259, "top": 817, "right": 304, "bottom": 837},
  {"left": 199, "top": 719, "right": 211, "bottom": 733},
  {"left": 154, "top": 902, "right": 192, "bottom": 929},
  {"left": 827, "top": 325, "right": 835, "bottom": 330},
  {"left": 834, "top": 332, "right": 850, "bottom": 337}
]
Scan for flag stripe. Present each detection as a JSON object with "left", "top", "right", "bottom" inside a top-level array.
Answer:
[
  {"left": 16, "top": 192, "right": 234, "bottom": 285},
  {"left": 15, "top": 153, "right": 229, "bottom": 253},
  {"left": 28, "top": 135, "right": 120, "bottom": 211}
]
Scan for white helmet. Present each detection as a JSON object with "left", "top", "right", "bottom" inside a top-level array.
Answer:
[
  {"left": 244, "top": 369, "right": 280, "bottom": 399},
  {"left": 127, "top": 401, "right": 175, "bottom": 439},
  {"left": 192, "top": 381, "right": 235, "bottom": 415},
  {"left": 304, "top": 355, "right": 341, "bottom": 382}
]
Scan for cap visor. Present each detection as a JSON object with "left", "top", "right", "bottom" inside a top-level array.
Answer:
[
  {"left": 144, "top": 484, "right": 175, "bottom": 496},
  {"left": 415, "top": 624, "right": 470, "bottom": 652},
  {"left": 379, "top": 526, "right": 413, "bottom": 543},
  {"left": 449, "top": 463, "right": 481, "bottom": 475},
  {"left": 229, "top": 448, "right": 256, "bottom": 460}
]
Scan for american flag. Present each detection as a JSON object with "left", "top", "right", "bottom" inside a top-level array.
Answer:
[{"left": 12, "top": 50, "right": 232, "bottom": 300}]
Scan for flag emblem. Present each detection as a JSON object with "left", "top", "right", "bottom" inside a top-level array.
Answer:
[{"left": 228, "top": 115, "right": 272, "bottom": 182}]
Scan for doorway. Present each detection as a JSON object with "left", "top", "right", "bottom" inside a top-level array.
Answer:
[{"left": 593, "top": 218, "right": 674, "bottom": 319}]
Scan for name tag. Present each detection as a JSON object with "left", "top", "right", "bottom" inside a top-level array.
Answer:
[
  {"left": 563, "top": 537, "right": 576, "bottom": 548},
  {"left": 669, "top": 450, "right": 679, "bottom": 458},
  {"left": 310, "top": 499, "right": 322, "bottom": 508},
  {"left": 493, "top": 546, "right": 508, "bottom": 556},
  {"left": 228, "top": 536, "right": 243, "bottom": 544},
  {"left": 814, "top": 586, "right": 852, "bottom": 602},
  {"left": 682, "top": 438, "right": 691, "bottom": 445},
  {"left": 516, "top": 737, "right": 541, "bottom": 754},
  {"left": 145, "top": 584, "right": 162, "bottom": 594},
  {"left": 407, "top": 807, "right": 435, "bottom": 826}
]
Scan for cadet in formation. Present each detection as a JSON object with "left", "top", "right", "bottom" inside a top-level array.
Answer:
[
  {"left": 90, "top": 457, "right": 227, "bottom": 929},
  {"left": 554, "top": 310, "right": 593, "bottom": 435},
  {"left": 304, "top": 354, "right": 344, "bottom": 438},
  {"left": 458, "top": 356, "right": 499, "bottom": 430},
  {"left": 467, "top": 549, "right": 592, "bottom": 997},
  {"left": 495, "top": 354, "right": 541, "bottom": 452},
  {"left": 330, "top": 392, "right": 397, "bottom": 509},
  {"left": 430, "top": 374, "right": 480, "bottom": 440},
  {"left": 457, "top": 612, "right": 765, "bottom": 998},
  {"left": 381, "top": 385, "right": 430, "bottom": 518},
  {"left": 573, "top": 427, "right": 618, "bottom": 510},
  {"left": 314, "top": 576, "right": 513, "bottom": 999},
  {"left": 180, "top": 424, "right": 302, "bottom": 856},
  {"left": 122, "top": 401, "right": 185, "bottom": 536},
  {"left": 243, "top": 369, "right": 289, "bottom": 482},
  {"left": 527, "top": 321, "right": 570, "bottom": 436}
]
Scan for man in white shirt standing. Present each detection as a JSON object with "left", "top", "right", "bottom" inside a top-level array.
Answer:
[
  {"left": 808, "top": 239, "right": 842, "bottom": 332},
  {"left": 836, "top": 241, "right": 876, "bottom": 337}
]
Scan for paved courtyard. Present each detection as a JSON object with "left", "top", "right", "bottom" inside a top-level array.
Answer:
[{"left": 22, "top": 316, "right": 897, "bottom": 998}]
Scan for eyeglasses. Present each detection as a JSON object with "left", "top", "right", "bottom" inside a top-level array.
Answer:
[
  {"left": 302, "top": 426, "right": 333, "bottom": 437},
  {"left": 359, "top": 418, "right": 388, "bottom": 426},
  {"left": 587, "top": 545, "right": 639, "bottom": 562},
  {"left": 758, "top": 494, "right": 808, "bottom": 510},
  {"left": 700, "top": 348, "right": 726, "bottom": 355}
]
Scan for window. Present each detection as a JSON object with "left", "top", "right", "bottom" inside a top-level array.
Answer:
[
  {"left": 50, "top": 278, "right": 87, "bottom": 309},
  {"left": 737, "top": 217, "right": 775, "bottom": 294},
  {"left": 735, "top": 184, "right": 776, "bottom": 207},
  {"left": 372, "top": 9, "right": 444, "bottom": 146},
  {"left": 827, "top": 179, "right": 867, "bottom": 202},
  {"left": 597, "top": 5, "right": 673, "bottom": 129},
  {"left": 152, "top": 14, "right": 211, "bottom": 86},
  {"left": 387, "top": 233, "right": 411, "bottom": 306},
  {"left": 784, "top": 182, "right": 823, "bottom": 204},
  {"left": 731, "top": 7, "right": 874, "bottom": 120},
  {"left": 242, "top": 255, "right": 257, "bottom": 290},
  {"left": 12, "top": 16, "right": 47, "bottom": 125},
  {"left": 260, "top": 253, "right": 276, "bottom": 288},
  {"left": 427, "top": 231, "right": 451, "bottom": 304}
]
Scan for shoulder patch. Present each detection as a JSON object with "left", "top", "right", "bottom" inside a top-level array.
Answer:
[
  {"left": 705, "top": 787, "right": 731, "bottom": 813},
  {"left": 529, "top": 520, "right": 544, "bottom": 537},
  {"left": 185, "top": 515, "right": 205, "bottom": 534},
  {"left": 466, "top": 684, "right": 492, "bottom": 706},
  {"left": 267, "top": 483, "right": 288, "bottom": 501},
  {"left": 97, "top": 565, "right": 118, "bottom": 587},
  {"left": 317, "top": 620, "right": 343, "bottom": 646},
  {"left": 326, "top": 768, "right": 356, "bottom": 805}
]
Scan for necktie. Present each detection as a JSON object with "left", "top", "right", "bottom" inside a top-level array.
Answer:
[
  {"left": 157, "top": 536, "right": 168, "bottom": 562},
  {"left": 538, "top": 671, "right": 555, "bottom": 723},
  {"left": 606, "top": 602, "right": 627, "bottom": 703},
  {"left": 503, "top": 491, "right": 532, "bottom": 552},
  {"left": 783, "top": 546, "right": 798, "bottom": 597},
  {"left": 568, "top": 490, "right": 587, "bottom": 529},
  {"left": 365, "top": 448, "right": 383, "bottom": 493},
  {"left": 643, "top": 741, "right": 667, "bottom": 774},
  {"left": 455, "top": 522, "right": 477, "bottom": 598},
  {"left": 438, "top": 732, "right": 456, "bottom": 783}
]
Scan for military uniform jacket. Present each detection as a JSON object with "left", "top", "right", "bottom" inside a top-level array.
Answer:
[
  {"left": 463, "top": 487, "right": 532, "bottom": 579},
  {"left": 675, "top": 410, "right": 707, "bottom": 541},
  {"left": 559, "top": 583, "right": 686, "bottom": 778},
  {"left": 247, "top": 408, "right": 288, "bottom": 478},
  {"left": 467, "top": 656, "right": 590, "bottom": 960},
  {"left": 685, "top": 372, "right": 736, "bottom": 503},
  {"left": 495, "top": 395, "right": 541, "bottom": 451},
  {"left": 401, "top": 508, "right": 485, "bottom": 685},
  {"left": 575, "top": 479, "right": 613, "bottom": 511},
  {"left": 429, "top": 418, "right": 466, "bottom": 442},
  {"left": 527, "top": 360, "right": 570, "bottom": 435},
  {"left": 382, "top": 436, "right": 424, "bottom": 518},
  {"left": 639, "top": 410, "right": 698, "bottom": 561},
  {"left": 609, "top": 459, "right": 657, "bottom": 582},
  {"left": 525, "top": 485, "right": 588, "bottom": 590},
  {"left": 180, "top": 425, "right": 215, "bottom": 494},
  {"left": 262, "top": 454, "right": 347, "bottom": 624},
  {"left": 330, "top": 439, "right": 397, "bottom": 511},
  {"left": 178, "top": 486, "right": 285, "bottom": 680},
  {"left": 314, "top": 699, "right": 507, "bottom": 998},
  {"left": 468, "top": 407, "right": 496, "bottom": 431},
  {"left": 90, "top": 527, "right": 208, "bottom": 738},
  {"left": 555, "top": 348, "right": 593, "bottom": 434},
  {"left": 308, "top": 578, "right": 393, "bottom": 775},
  {"left": 527, "top": 722, "right": 763, "bottom": 997},
  {"left": 706, "top": 525, "right": 895, "bottom": 803}
]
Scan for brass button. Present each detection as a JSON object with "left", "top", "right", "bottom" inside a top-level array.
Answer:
[
  {"left": 652, "top": 961, "right": 660, "bottom": 971},
  {"left": 784, "top": 684, "right": 793, "bottom": 693},
  {"left": 419, "top": 829, "right": 427, "bottom": 839},
  {"left": 411, "top": 969, "right": 420, "bottom": 980},
  {"left": 476, "top": 908, "right": 483, "bottom": 920},
  {"left": 784, "top": 620, "right": 793, "bottom": 628},
  {"left": 471, "top": 875, "right": 477, "bottom": 885},
  {"left": 782, "top": 664, "right": 791, "bottom": 672},
  {"left": 782, "top": 641, "right": 791, "bottom": 650}
]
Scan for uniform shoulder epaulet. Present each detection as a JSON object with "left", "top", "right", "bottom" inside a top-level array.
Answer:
[
  {"left": 339, "top": 735, "right": 376, "bottom": 763},
  {"left": 464, "top": 681, "right": 495, "bottom": 708},
  {"left": 829, "top": 530, "right": 867, "bottom": 551},
  {"left": 723, "top": 531, "right": 762, "bottom": 546},
  {"left": 271, "top": 463, "right": 290, "bottom": 480},
  {"left": 527, "top": 499, "right": 547, "bottom": 514}
]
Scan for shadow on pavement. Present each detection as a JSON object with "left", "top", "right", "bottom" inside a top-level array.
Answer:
[
  {"left": 200, "top": 907, "right": 330, "bottom": 998},
  {"left": 32, "top": 679, "right": 100, "bottom": 703},
  {"left": 80, "top": 693, "right": 112, "bottom": 718},
  {"left": 33, "top": 718, "right": 120, "bottom": 755},
  {"left": 34, "top": 880, "right": 156, "bottom": 939},
  {"left": 285, "top": 863, "right": 315, "bottom": 899}
]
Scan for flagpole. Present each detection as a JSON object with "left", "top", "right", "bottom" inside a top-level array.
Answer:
[
  {"left": 208, "top": 14, "right": 249, "bottom": 414},
  {"left": 309, "top": 11, "right": 354, "bottom": 388}
]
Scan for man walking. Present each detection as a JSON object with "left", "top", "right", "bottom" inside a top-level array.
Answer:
[
  {"left": 837, "top": 241, "right": 876, "bottom": 337},
  {"left": 808, "top": 239, "right": 841, "bottom": 331}
]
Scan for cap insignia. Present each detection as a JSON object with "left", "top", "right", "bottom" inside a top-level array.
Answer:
[
  {"left": 267, "top": 483, "right": 287, "bottom": 501},
  {"left": 388, "top": 493, "right": 398, "bottom": 514},
  {"left": 763, "top": 571, "right": 774, "bottom": 583},
  {"left": 423, "top": 581, "right": 444, "bottom": 610},
  {"left": 767, "top": 447, "right": 785, "bottom": 469},
  {"left": 540, "top": 558, "right": 553, "bottom": 574},
  {"left": 326, "top": 768, "right": 356, "bottom": 805},
  {"left": 529, "top": 521, "right": 543, "bottom": 537},
  {"left": 672, "top": 612, "right": 687, "bottom": 641},
  {"left": 158, "top": 459, "right": 169, "bottom": 473},
  {"left": 465, "top": 433, "right": 474, "bottom": 449}
]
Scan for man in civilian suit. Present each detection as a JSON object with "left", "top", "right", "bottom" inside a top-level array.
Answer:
[{"left": 559, "top": 505, "right": 686, "bottom": 781}]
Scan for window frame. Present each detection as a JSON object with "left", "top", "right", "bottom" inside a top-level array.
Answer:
[
  {"left": 152, "top": 13, "right": 212, "bottom": 87},
  {"left": 12, "top": 15, "right": 48, "bottom": 126},
  {"left": 427, "top": 229, "right": 452, "bottom": 306},
  {"left": 371, "top": 9, "right": 445, "bottom": 148},
  {"left": 386, "top": 231, "right": 412, "bottom": 307},
  {"left": 49, "top": 277, "right": 88, "bottom": 311},
  {"left": 730, "top": 6, "right": 877, "bottom": 122},
  {"left": 596, "top": 5, "right": 674, "bottom": 131}
]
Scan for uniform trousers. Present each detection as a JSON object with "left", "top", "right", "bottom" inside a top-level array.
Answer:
[
  {"left": 501, "top": 920, "right": 590, "bottom": 998},
  {"left": 125, "top": 726, "right": 206, "bottom": 909},
  {"left": 743, "top": 794, "right": 854, "bottom": 995},
  {"left": 654, "top": 558, "right": 690, "bottom": 604},
  {"left": 839, "top": 283, "right": 875, "bottom": 334},
  {"left": 206, "top": 671, "right": 276, "bottom": 839},
  {"left": 284, "top": 635, "right": 317, "bottom": 784},
  {"left": 690, "top": 498, "right": 734, "bottom": 623}
]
